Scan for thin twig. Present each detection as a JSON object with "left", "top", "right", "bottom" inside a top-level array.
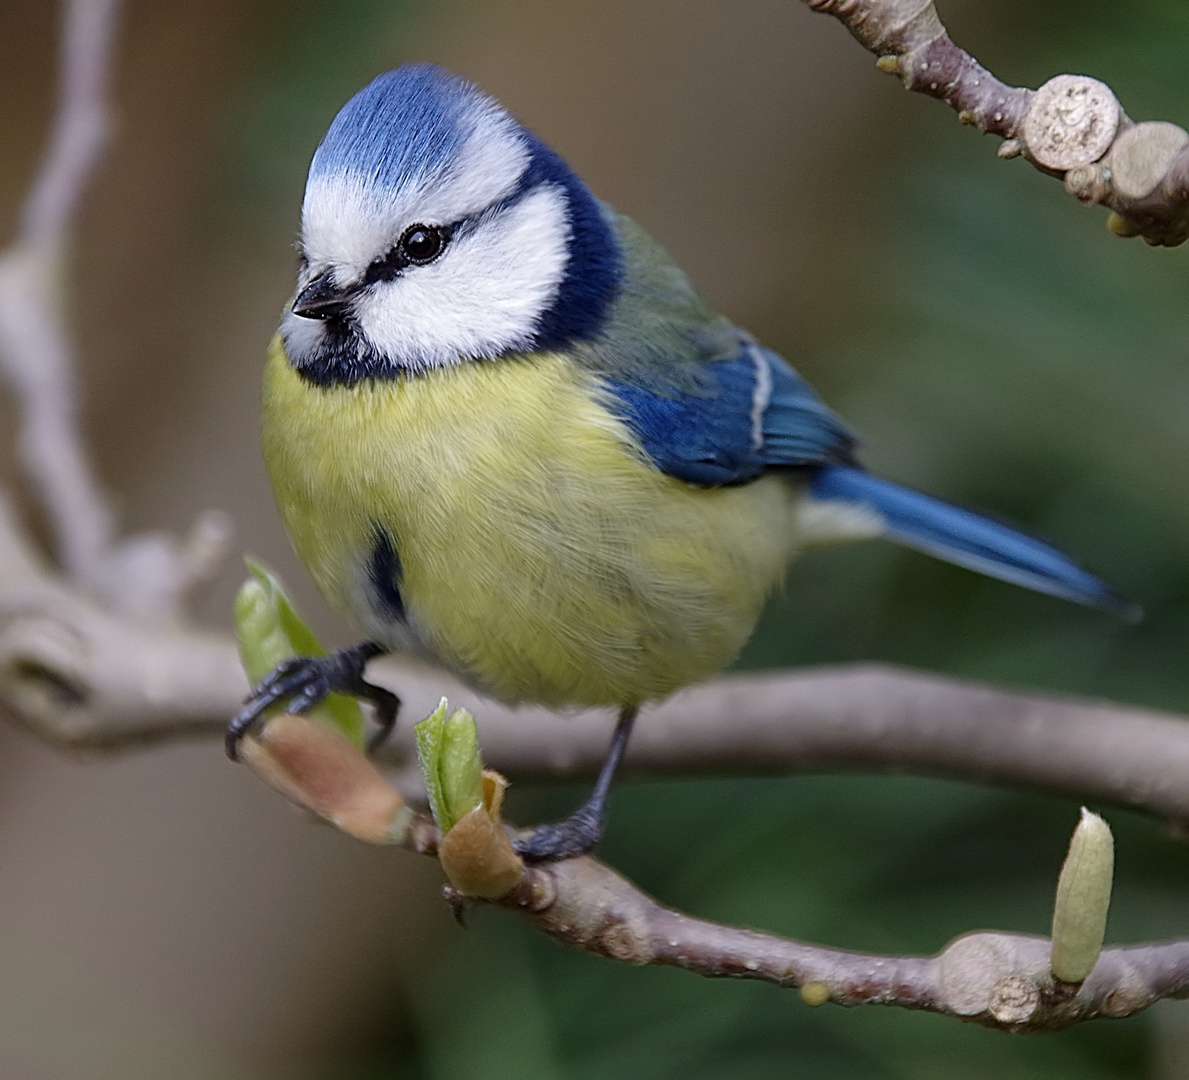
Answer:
[
  {"left": 801, "top": 0, "right": 1189, "bottom": 246},
  {"left": 408, "top": 664, "right": 1189, "bottom": 833},
  {"left": 0, "top": 0, "right": 122, "bottom": 581},
  {"left": 21, "top": 0, "right": 121, "bottom": 243},
  {"left": 497, "top": 857, "right": 1189, "bottom": 1031}
]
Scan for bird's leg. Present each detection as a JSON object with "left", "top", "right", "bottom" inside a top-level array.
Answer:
[
  {"left": 225, "top": 641, "right": 399, "bottom": 760},
  {"left": 514, "top": 705, "right": 638, "bottom": 862}
]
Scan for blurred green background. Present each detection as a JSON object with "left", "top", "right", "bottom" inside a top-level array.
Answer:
[{"left": 0, "top": 0, "right": 1186, "bottom": 1077}]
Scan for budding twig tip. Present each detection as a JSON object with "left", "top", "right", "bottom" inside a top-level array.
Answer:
[{"left": 1051, "top": 807, "right": 1114, "bottom": 984}]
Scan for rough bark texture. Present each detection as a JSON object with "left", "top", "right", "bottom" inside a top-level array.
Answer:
[{"left": 803, "top": 0, "right": 1189, "bottom": 245}]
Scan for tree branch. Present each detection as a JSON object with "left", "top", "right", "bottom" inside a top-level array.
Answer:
[
  {"left": 0, "top": 0, "right": 233, "bottom": 621},
  {"left": 496, "top": 858, "right": 1189, "bottom": 1032},
  {"left": 0, "top": 0, "right": 121, "bottom": 582},
  {"left": 414, "top": 664, "right": 1189, "bottom": 832},
  {"left": 5, "top": 555, "right": 1189, "bottom": 832},
  {"left": 801, "top": 0, "right": 1189, "bottom": 246},
  {"left": 242, "top": 713, "right": 1189, "bottom": 1033}
]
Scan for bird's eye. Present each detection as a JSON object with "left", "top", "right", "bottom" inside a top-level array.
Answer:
[
  {"left": 399, "top": 224, "right": 447, "bottom": 264},
  {"left": 364, "top": 224, "right": 452, "bottom": 284}
]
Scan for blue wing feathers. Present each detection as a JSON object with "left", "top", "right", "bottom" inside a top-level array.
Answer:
[
  {"left": 602, "top": 342, "right": 855, "bottom": 485},
  {"left": 754, "top": 348, "right": 857, "bottom": 466},
  {"left": 600, "top": 339, "right": 1133, "bottom": 616},
  {"left": 811, "top": 466, "right": 1137, "bottom": 617}
]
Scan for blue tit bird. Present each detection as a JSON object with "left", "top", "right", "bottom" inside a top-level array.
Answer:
[{"left": 228, "top": 64, "right": 1134, "bottom": 860}]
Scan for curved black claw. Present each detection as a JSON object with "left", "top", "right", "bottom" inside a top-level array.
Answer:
[
  {"left": 226, "top": 641, "right": 399, "bottom": 760},
  {"left": 513, "top": 801, "right": 605, "bottom": 863}
]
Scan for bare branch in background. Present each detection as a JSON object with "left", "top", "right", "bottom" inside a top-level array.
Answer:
[
  {"left": 0, "top": 0, "right": 120, "bottom": 582},
  {"left": 7, "top": 568, "right": 1189, "bottom": 833},
  {"left": 432, "top": 664, "right": 1189, "bottom": 832},
  {"left": 802, "top": 0, "right": 1189, "bottom": 246},
  {"left": 0, "top": 0, "right": 232, "bottom": 623},
  {"left": 243, "top": 713, "right": 1189, "bottom": 1033}
]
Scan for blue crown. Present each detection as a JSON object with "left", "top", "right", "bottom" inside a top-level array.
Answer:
[
  {"left": 307, "top": 63, "right": 624, "bottom": 351},
  {"left": 310, "top": 64, "right": 484, "bottom": 188}
]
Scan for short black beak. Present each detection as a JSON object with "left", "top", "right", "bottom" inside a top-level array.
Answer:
[{"left": 292, "top": 271, "right": 353, "bottom": 320}]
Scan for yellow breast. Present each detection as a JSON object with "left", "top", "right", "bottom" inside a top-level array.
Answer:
[{"left": 262, "top": 336, "right": 803, "bottom": 708}]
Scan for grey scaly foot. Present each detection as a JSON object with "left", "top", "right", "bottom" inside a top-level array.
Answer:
[
  {"left": 225, "top": 641, "right": 398, "bottom": 759},
  {"left": 513, "top": 706, "right": 637, "bottom": 862}
]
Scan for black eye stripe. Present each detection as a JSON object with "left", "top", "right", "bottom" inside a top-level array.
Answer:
[
  {"left": 363, "top": 248, "right": 404, "bottom": 284},
  {"left": 363, "top": 222, "right": 454, "bottom": 284}
]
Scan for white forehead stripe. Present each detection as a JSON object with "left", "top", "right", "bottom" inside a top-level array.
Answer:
[{"left": 301, "top": 114, "right": 530, "bottom": 278}]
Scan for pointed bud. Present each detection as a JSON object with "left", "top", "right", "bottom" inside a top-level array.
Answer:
[
  {"left": 437, "top": 770, "right": 523, "bottom": 898},
  {"left": 415, "top": 702, "right": 523, "bottom": 896},
  {"left": 1050, "top": 807, "right": 1114, "bottom": 983},
  {"left": 240, "top": 713, "right": 412, "bottom": 844},
  {"left": 233, "top": 557, "right": 364, "bottom": 747},
  {"left": 414, "top": 699, "right": 485, "bottom": 833}
]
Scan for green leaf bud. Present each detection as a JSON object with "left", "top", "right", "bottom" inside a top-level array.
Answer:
[
  {"left": 1050, "top": 807, "right": 1114, "bottom": 983},
  {"left": 414, "top": 699, "right": 485, "bottom": 834},
  {"left": 233, "top": 557, "right": 364, "bottom": 748}
]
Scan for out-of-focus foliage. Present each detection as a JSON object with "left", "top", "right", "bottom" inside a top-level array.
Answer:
[{"left": 290, "top": 0, "right": 1189, "bottom": 1076}]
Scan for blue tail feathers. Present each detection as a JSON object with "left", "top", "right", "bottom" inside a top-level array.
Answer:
[{"left": 809, "top": 465, "right": 1139, "bottom": 618}]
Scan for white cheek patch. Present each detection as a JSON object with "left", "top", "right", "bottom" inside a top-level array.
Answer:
[
  {"left": 353, "top": 184, "right": 570, "bottom": 370},
  {"left": 301, "top": 112, "right": 530, "bottom": 281}
]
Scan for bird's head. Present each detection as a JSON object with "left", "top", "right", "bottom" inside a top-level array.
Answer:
[{"left": 282, "top": 64, "right": 622, "bottom": 384}]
